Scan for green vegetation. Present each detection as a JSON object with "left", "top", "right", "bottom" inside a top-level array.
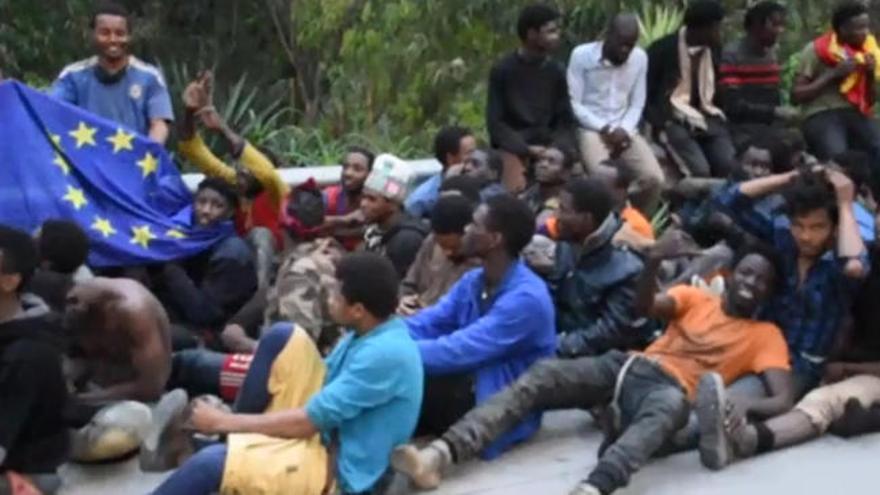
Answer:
[{"left": 0, "top": 0, "right": 851, "bottom": 167}]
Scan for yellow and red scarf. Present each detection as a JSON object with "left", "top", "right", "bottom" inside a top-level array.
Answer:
[{"left": 815, "top": 31, "right": 880, "bottom": 115}]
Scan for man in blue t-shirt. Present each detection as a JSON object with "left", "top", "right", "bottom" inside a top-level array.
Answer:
[
  {"left": 49, "top": 2, "right": 173, "bottom": 144},
  {"left": 152, "top": 252, "right": 424, "bottom": 495}
]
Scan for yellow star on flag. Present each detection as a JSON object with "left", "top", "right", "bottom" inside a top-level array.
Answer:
[
  {"left": 53, "top": 153, "right": 70, "bottom": 175},
  {"left": 166, "top": 229, "right": 187, "bottom": 239},
  {"left": 130, "top": 225, "right": 156, "bottom": 249},
  {"left": 69, "top": 122, "right": 97, "bottom": 149},
  {"left": 49, "top": 133, "right": 62, "bottom": 147},
  {"left": 63, "top": 185, "right": 88, "bottom": 210},
  {"left": 91, "top": 216, "right": 117, "bottom": 238},
  {"left": 136, "top": 152, "right": 159, "bottom": 178},
  {"left": 107, "top": 128, "right": 135, "bottom": 153}
]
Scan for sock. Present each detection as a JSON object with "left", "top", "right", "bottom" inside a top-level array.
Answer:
[{"left": 754, "top": 421, "right": 776, "bottom": 454}]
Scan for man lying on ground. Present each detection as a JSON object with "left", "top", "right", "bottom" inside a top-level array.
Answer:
[
  {"left": 714, "top": 165, "right": 868, "bottom": 392},
  {"left": 393, "top": 234, "right": 794, "bottom": 495}
]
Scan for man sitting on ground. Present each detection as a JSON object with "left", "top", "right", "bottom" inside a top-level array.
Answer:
[
  {"left": 568, "top": 13, "right": 665, "bottom": 211},
  {"left": 646, "top": 0, "right": 738, "bottom": 178},
  {"left": 392, "top": 236, "right": 794, "bottom": 495},
  {"left": 64, "top": 277, "right": 172, "bottom": 405},
  {"left": 406, "top": 126, "right": 477, "bottom": 219},
  {"left": 0, "top": 226, "right": 69, "bottom": 491},
  {"left": 153, "top": 178, "right": 258, "bottom": 349},
  {"left": 714, "top": 166, "right": 868, "bottom": 391},
  {"left": 487, "top": 3, "right": 576, "bottom": 192},
  {"left": 520, "top": 143, "right": 574, "bottom": 232},
  {"left": 405, "top": 195, "right": 556, "bottom": 458},
  {"left": 179, "top": 71, "right": 288, "bottom": 289},
  {"left": 361, "top": 154, "right": 428, "bottom": 277},
  {"left": 153, "top": 253, "right": 423, "bottom": 495},
  {"left": 553, "top": 177, "right": 649, "bottom": 357},
  {"left": 321, "top": 147, "right": 375, "bottom": 251},
  {"left": 399, "top": 194, "right": 481, "bottom": 316},
  {"left": 29, "top": 219, "right": 92, "bottom": 313}
]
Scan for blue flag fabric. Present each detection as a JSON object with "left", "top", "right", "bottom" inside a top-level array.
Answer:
[{"left": 0, "top": 80, "right": 232, "bottom": 267}]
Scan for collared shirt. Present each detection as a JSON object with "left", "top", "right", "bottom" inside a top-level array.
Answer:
[
  {"left": 714, "top": 185, "right": 870, "bottom": 381},
  {"left": 50, "top": 56, "right": 174, "bottom": 135},
  {"left": 305, "top": 317, "right": 423, "bottom": 493},
  {"left": 567, "top": 41, "right": 648, "bottom": 134}
]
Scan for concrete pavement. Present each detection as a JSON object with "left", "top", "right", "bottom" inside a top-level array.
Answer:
[{"left": 56, "top": 410, "right": 880, "bottom": 494}]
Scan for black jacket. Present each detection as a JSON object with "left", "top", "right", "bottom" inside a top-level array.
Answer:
[
  {"left": 365, "top": 216, "right": 429, "bottom": 278},
  {"left": 645, "top": 32, "right": 722, "bottom": 128},
  {"left": 551, "top": 214, "right": 650, "bottom": 357}
]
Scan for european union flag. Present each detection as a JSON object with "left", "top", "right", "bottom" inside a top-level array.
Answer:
[{"left": 0, "top": 80, "right": 233, "bottom": 267}]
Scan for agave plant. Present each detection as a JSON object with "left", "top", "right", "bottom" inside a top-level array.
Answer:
[
  {"left": 165, "top": 61, "right": 291, "bottom": 156},
  {"left": 637, "top": 4, "right": 684, "bottom": 48},
  {"left": 651, "top": 200, "right": 673, "bottom": 237}
]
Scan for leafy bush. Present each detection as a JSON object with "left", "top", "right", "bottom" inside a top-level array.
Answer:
[{"left": 638, "top": 4, "right": 684, "bottom": 48}]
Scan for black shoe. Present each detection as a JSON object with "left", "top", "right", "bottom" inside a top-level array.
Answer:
[{"left": 829, "top": 398, "right": 880, "bottom": 438}]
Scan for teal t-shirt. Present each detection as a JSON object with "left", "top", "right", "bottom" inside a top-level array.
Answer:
[{"left": 305, "top": 317, "right": 423, "bottom": 493}]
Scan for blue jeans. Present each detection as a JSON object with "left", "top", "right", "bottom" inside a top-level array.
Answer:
[{"left": 153, "top": 323, "right": 295, "bottom": 495}]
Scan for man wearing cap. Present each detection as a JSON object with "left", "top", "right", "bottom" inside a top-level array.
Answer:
[{"left": 361, "top": 154, "right": 429, "bottom": 277}]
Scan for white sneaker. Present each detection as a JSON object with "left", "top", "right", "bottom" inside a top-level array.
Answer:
[
  {"left": 568, "top": 482, "right": 602, "bottom": 495},
  {"left": 390, "top": 441, "right": 451, "bottom": 490}
]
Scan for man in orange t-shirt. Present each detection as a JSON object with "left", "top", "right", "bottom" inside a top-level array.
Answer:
[{"left": 390, "top": 233, "right": 794, "bottom": 495}]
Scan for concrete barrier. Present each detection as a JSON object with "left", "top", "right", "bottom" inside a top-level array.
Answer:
[{"left": 181, "top": 158, "right": 443, "bottom": 191}]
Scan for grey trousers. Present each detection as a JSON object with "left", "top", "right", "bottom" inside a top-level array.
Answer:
[
  {"left": 664, "top": 117, "right": 737, "bottom": 178},
  {"left": 442, "top": 351, "right": 689, "bottom": 494}
]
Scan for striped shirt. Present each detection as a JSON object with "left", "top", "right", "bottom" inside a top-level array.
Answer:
[{"left": 718, "top": 37, "right": 781, "bottom": 125}]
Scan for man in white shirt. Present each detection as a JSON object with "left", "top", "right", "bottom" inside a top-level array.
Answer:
[{"left": 568, "top": 14, "right": 664, "bottom": 212}]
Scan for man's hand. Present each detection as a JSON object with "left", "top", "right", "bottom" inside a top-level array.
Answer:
[
  {"left": 823, "top": 362, "right": 855, "bottom": 384},
  {"left": 188, "top": 398, "right": 230, "bottom": 434},
  {"left": 648, "top": 229, "right": 700, "bottom": 261},
  {"left": 182, "top": 71, "right": 213, "bottom": 111},
  {"left": 397, "top": 295, "right": 422, "bottom": 316},
  {"left": 198, "top": 107, "right": 225, "bottom": 132},
  {"left": 600, "top": 127, "right": 631, "bottom": 157},
  {"left": 833, "top": 58, "right": 859, "bottom": 80},
  {"left": 825, "top": 168, "right": 856, "bottom": 203}
]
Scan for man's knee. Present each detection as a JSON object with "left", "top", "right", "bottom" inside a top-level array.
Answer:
[
  {"left": 522, "top": 359, "right": 566, "bottom": 387},
  {"left": 189, "top": 444, "right": 228, "bottom": 470},
  {"left": 260, "top": 323, "right": 294, "bottom": 352}
]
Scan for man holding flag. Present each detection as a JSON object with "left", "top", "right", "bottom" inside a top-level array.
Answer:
[
  {"left": 50, "top": 2, "right": 173, "bottom": 145},
  {"left": 0, "top": 74, "right": 255, "bottom": 346}
]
